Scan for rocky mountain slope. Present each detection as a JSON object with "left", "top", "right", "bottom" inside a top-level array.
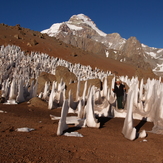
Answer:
[
  {"left": 41, "top": 14, "right": 163, "bottom": 76},
  {"left": 0, "top": 23, "right": 157, "bottom": 80}
]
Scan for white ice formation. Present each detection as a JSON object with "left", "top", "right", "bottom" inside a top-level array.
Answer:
[
  {"left": 57, "top": 100, "right": 69, "bottom": 136},
  {"left": 139, "top": 130, "right": 147, "bottom": 138},
  {"left": 0, "top": 110, "right": 7, "bottom": 113},
  {"left": 122, "top": 87, "right": 136, "bottom": 140},
  {"left": 64, "top": 132, "right": 83, "bottom": 137},
  {"left": 85, "top": 86, "right": 100, "bottom": 128},
  {"left": 15, "top": 127, "right": 35, "bottom": 132}
]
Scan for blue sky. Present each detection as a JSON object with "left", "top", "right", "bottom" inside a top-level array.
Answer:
[{"left": 0, "top": 0, "right": 163, "bottom": 48}]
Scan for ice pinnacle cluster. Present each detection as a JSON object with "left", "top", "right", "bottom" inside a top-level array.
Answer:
[{"left": 0, "top": 45, "right": 163, "bottom": 139}]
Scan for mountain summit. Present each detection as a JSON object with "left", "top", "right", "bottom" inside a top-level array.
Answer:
[
  {"left": 41, "top": 14, "right": 126, "bottom": 51},
  {"left": 41, "top": 14, "right": 163, "bottom": 76},
  {"left": 42, "top": 14, "right": 107, "bottom": 37}
]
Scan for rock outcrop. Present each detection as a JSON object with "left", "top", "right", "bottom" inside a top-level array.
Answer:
[{"left": 55, "top": 66, "right": 77, "bottom": 85}]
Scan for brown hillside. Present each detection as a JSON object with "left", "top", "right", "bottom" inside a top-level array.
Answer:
[{"left": 0, "top": 23, "right": 157, "bottom": 79}]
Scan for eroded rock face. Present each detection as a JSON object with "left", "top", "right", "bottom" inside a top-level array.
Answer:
[
  {"left": 56, "top": 23, "right": 106, "bottom": 55},
  {"left": 55, "top": 66, "right": 77, "bottom": 85},
  {"left": 37, "top": 72, "right": 56, "bottom": 93},
  {"left": 120, "top": 37, "right": 153, "bottom": 69},
  {"left": 122, "top": 37, "right": 143, "bottom": 58},
  {"left": 56, "top": 25, "right": 152, "bottom": 69}
]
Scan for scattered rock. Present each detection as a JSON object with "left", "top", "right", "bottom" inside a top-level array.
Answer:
[
  {"left": 28, "top": 97, "right": 47, "bottom": 109},
  {"left": 15, "top": 24, "right": 22, "bottom": 30},
  {"left": 71, "top": 52, "right": 78, "bottom": 57},
  {"left": 0, "top": 97, "right": 5, "bottom": 103},
  {"left": 30, "top": 39, "right": 38, "bottom": 46},
  {"left": 27, "top": 42, "right": 32, "bottom": 47},
  {"left": 39, "top": 34, "right": 44, "bottom": 39},
  {"left": 32, "top": 33, "right": 36, "bottom": 36},
  {"left": 14, "top": 34, "right": 21, "bottom": 39}
]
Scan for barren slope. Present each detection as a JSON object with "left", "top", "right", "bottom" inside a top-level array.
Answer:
[{"left": 0, "top": 23, "right": 157, "bottom": 79}]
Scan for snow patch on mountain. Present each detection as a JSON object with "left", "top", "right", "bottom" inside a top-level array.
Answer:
[
  {"left": 157, "top": 49, "right": 163, "bottom": 53},
  {"left": 42, "top": 23, "right": 62, "bottom": 37},
  {"left": 141, "top": 44, "right": 147, "bottom": 48},
  {"left": 153, "top": 63, "right": 163, "bottom": 73},
  {"left": 67, "top": 24, "right": 83, "bottom": 30},
  {"left": 145, "top": 51, "right": 157, "bottom": 58}
]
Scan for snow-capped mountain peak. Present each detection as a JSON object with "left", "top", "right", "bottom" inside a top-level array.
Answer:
[
  {"left": 41, "top": 14, "right": 107, "bottom": 37},
  {"left": 68, "top": 14, "right": 107, "bottom": 37},
  {"left": 41, "top": 14, "right": 163, "bottom": 76}
]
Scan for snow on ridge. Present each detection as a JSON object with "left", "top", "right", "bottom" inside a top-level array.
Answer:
[
  {"left": 157, "top": 49, "right": 163, "bottom": 53},
  {"left": 66, "top": 23, "right": 83, "bottom": 30},
  {"left": 141, "top": 44, "right": 147, "bottom": 48},
  {"left": 41, "top": 29, "right": 48, "bottom": 34},
  {"left": 145, "top": 51, "right": 157, "bottom": 58},
  {"left": 142, "top": 43, "right": 158, "bottom": 50},
  {"left": 75, "top": 14, "right": 107, "bottom": 37},
  {"left": 41, "top": 23, "right": 62, "bottom": 36}
]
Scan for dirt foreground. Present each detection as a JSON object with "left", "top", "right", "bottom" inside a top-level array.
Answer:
[{"left": 0, "top": 103, "right": 163, "bottom": 163}]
